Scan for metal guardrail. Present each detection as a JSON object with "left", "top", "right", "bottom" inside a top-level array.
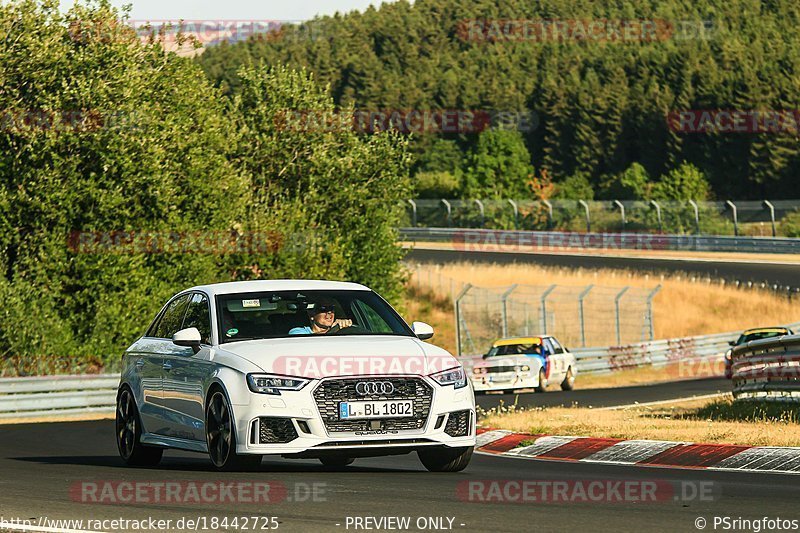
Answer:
[
  {"left": 461, "top": 322, "right": 800, "bottom": 379},
  {"left": 400, "top": 227, "right": 800, "bottom": 255},
  {"left": 0, "top": 374, "right": 119, "bottom": 419},
  {"left": 3, "top": 324, "right": 799, "bottom": 420},
  {"left": 732, "top": 335, "right": 800, "bottom": 402}
]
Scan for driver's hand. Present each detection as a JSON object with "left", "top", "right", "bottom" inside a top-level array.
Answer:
[{"left": 333, "top": 318, "right": 353, "bottom": 329}]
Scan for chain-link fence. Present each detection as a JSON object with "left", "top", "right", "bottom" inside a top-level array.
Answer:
[
  {"left": 407, "top": 265, "right": 660, "bottom": 356},
  {"left": 403, "top": 199, "right": 800, "bottom": 237}
]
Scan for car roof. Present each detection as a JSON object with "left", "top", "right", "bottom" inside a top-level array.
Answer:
[
  {"left": 741, "top": 327, "right": 789, "bottom": 335},
  {"left": 190, "top": 279, "right": 371, "bottom": 296},
  {"left": 493, "top": 336, "right": 546, "bottom": 347}
]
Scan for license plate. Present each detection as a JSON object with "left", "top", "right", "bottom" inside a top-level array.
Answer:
[{"left": 339, "top": 400, "right": 414, "bottom": 420}]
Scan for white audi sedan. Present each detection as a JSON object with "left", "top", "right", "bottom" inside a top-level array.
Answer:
[{"left": 116, "top": 280, "right": 475, "bottom": 472}]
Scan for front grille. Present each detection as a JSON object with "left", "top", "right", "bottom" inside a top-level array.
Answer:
[
  {"left": 444, "top": 410, "right": 471, "bottom": 437},
  {"left": 313, "top": 377, "right": 433, "bottom": 433},
  {"left": 485, "top": 366, "right": 525, "bottom": 374},
  {"left": 258, "top": 417, "right": 298, "bottom": 444}
]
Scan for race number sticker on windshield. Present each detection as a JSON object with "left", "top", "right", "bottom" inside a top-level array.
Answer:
[{"left": 242, "top": 299, "right": 260, "bottom": 308}]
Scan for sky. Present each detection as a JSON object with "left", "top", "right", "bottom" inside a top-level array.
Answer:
[{"left": 58, "top": 0, "right": 400, "bottom": 21}]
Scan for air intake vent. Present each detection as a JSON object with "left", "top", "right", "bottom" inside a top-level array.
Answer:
[
  {"left": 258, "top": 417, "right": 299, "bottom": 444},
  {"left": 444, "top": 410, "right": 471, "bottom": 438}
]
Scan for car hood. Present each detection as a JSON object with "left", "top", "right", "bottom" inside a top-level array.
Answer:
[{"left": 217, "top": 335, "right": 460, "bottom": 379}]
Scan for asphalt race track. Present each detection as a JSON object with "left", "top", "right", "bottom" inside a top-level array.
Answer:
[
  {"left": 475, "top": 377, "right": 730, "bottom": 410},
  {"left": 406, "top": 248, "right": 800, "bottom": 289},
  {"left": 1, "top": 417, "right": 799, "bottom": 533}
]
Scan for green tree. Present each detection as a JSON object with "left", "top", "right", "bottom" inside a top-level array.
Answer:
[
  {"left": 462, "top": 129, "right": 534, "bottom": 198},
  {"left": 600, "top": 163, "right": 651, "bottom": 200},
  {"left": 652, "top": 162, "right": 712, "bottom": 201},
  {"left": 233, "top": 65, "right": 412, "bottom": 302}
]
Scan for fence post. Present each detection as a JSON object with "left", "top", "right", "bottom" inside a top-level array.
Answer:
[
  {"left": 614, "top": 286, "right": 630, "bottom": 345},
  {"left": 454, "top": 284, "right": 473, "bottom": 357},
  {"left": 763, "top": 200, "right": 776, "bottom": 237},
  {"left": 578, "top": 200, "right": 591, "bottom": 233},
  {"left": 650, "top": 200, "right": 663, "bottom": 233},
  {"left": 441, "top": 199, "right": 452, "bottom": 227},
  {"left": 407, "top": 199, "right": 417, "bottom": 227},
  {"left": 474, "top": 199, "right": 485, "bottom": 228},
  {"left": 543, "top": 199, "right": 554, "bottom": 229},
  {"left": 689, "top": 200, "right": 700, "bottom": 234},
  {"left": 501, "top": 284, "right": 518, "bottom": 338},
  {"left": 646, "top": 285, "right": 662, "bottom": 341},
  {"left": 577, "top": 284, "right": 594, "bottom": 347},
  {"left": 613, "top": 200, "right": 626, "bottom": 231},
  {"left": 508, "top": 199, "right": 519, "bottom": 229},
  {"left": 726, "top": 200, "right": 738, "bottom": 236},
  {"left": 540, "top": 284, "right": 557, "bottom": 334}
]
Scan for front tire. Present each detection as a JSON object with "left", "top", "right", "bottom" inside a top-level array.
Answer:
[
  {"left": 206, "top": 389, "right": 261, "bottom": 471},
  {"left": 116, "top": 387, "right": 163, "bottom": 467},
  {"left": 418, "top": 446, "right": 473, "bottom": 472},
  {"left": 561, "top": 367, "right": 576, "bottom": 391}
]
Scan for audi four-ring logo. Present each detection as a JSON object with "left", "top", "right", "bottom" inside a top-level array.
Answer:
[{"left": 355, "top": 381, "right": 395, "bottom": 395}]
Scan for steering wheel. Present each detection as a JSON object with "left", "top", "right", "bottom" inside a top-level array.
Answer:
[{"left": 327, "top": 325, "right": 367, "bottom": 335}]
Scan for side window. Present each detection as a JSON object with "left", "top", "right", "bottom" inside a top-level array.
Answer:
[
  {"left": 353, "top": 300, "right": 393, "bottom": 333},
  {"left": 153, "top": 294, "right": 191, "bottom": 339},
  {"left": 183, "top": 293, "right": 212, "bottom": 345},
  {"left": 549, "top": 337, "right": 564, "bottom": 354}
]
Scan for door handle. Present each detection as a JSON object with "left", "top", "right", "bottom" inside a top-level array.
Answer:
[{"left": 162, "top": 361, "right": 173, "bottom": 371}]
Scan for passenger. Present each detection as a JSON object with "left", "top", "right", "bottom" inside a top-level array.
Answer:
[{"left": 289, "top": 298, "right": 352, "bottom": 335}]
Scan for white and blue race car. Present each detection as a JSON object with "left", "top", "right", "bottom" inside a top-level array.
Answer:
[{"left": 470, "top": 336, "right": 577, "bottom": 393}]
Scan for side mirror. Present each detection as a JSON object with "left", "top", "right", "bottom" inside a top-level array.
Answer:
[
  {"left": 173, "top": 327, "right": 202, "bottom": 354},
  {"left": 728, "top": 340, "right": 736, "bottom": 347},
  {"left": 412, "top": 321, "right": 435, "bottom": 341}
]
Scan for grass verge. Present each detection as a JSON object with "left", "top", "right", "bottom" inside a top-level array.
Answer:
[{"left": 478, "top": 397, "right": 800, "bottom": 447}]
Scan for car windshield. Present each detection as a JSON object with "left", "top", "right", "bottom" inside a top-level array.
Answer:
[
  {"left": 215, "top": 290, "right": 414, "bottom": 343},
  {"left": 735, "top": 330, "right": 787, "bottom": 345},
  {"left": 484, "top": 343, "right": 543, "bottom": 358}
]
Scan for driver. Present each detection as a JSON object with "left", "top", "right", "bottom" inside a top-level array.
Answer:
[{"left": 288, "top": 297, "right": 352, "bottom": 335}]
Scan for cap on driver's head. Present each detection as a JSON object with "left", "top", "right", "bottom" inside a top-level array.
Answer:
[{"left": 306, "top": 297, "right": 336, "bottom": 315}]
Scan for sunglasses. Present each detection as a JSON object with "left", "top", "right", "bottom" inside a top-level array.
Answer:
[{"left": 315, "top": 305, "right": 336, "bottom": 313}]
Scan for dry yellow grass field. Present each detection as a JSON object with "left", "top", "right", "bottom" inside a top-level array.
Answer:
[
  {"left": 407, "top": 261, "right": 798, "bottom": 341},
  {"left": 479, "top": 397, "right": 800, "bottom": 447}
]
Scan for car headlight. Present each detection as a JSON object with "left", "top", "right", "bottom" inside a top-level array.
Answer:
[
  {"left": 431, "top": 366, "right": 467, "bottom": 389},
  {"left": 725, "top": 349, "right": 732, "bottom": 361},
  {"left": 247, "top": 373, "right": 309, "bottom": 395}
]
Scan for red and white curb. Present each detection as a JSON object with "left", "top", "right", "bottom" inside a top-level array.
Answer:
[{"left": 476, "top": 429, "right": 800, "bottom": 475}]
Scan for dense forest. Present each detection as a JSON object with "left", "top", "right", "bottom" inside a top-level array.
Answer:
[
  {"left": 197, "top": 0, "right": 800, "bottom": 201},
  {"left": 0, "top": 1, "right": 410, "bottom": 373}
]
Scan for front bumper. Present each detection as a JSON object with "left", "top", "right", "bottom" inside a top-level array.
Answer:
[
  {"left": 471, "top": 371, "right": 538, "bottom": 392},
  {"left": 231, "top": 375, "right": 476, "bottom": 456}
]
